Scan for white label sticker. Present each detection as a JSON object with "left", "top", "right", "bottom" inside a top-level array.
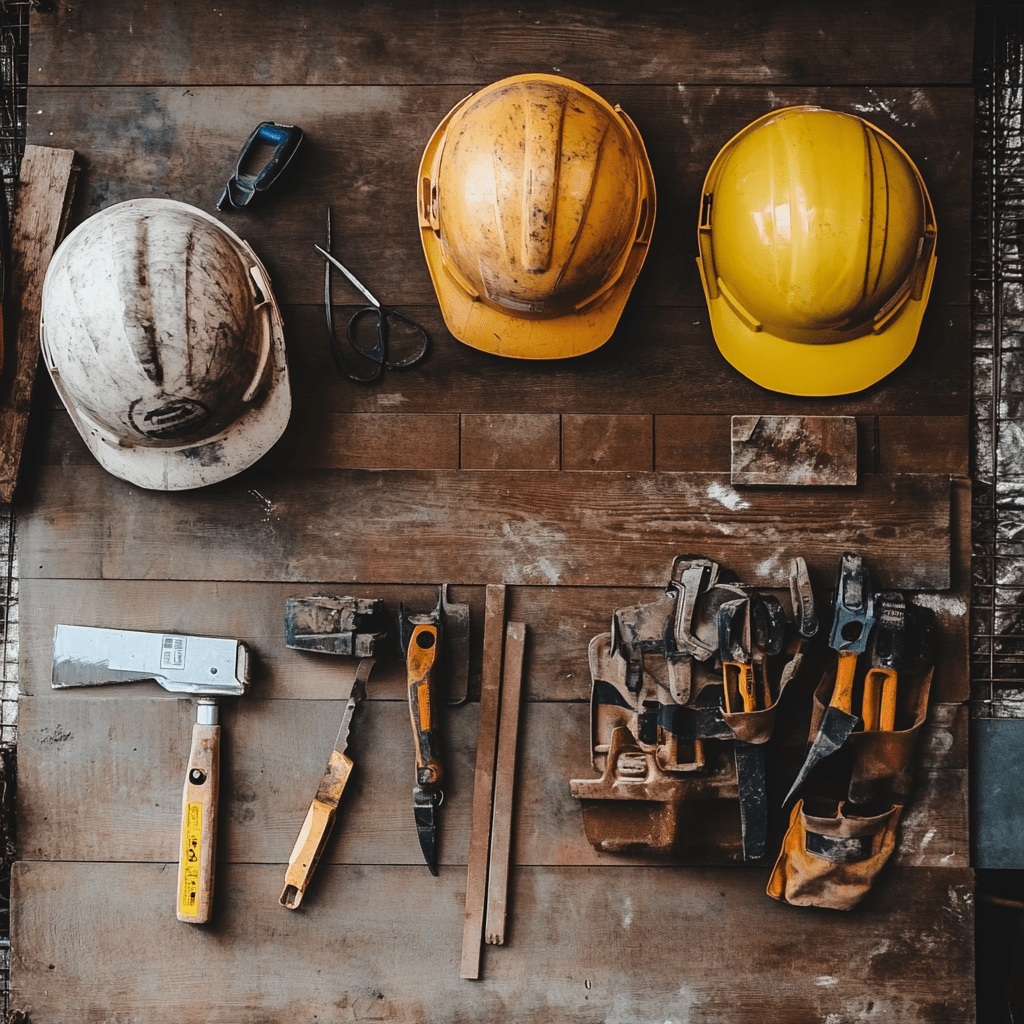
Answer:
[{"left": 161, "top": 635, "right": 187, "bottom": 670}]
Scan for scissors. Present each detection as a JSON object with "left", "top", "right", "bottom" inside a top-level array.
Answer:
[{"left": 316, "top": 210, "right": 429, "bottom": 383}]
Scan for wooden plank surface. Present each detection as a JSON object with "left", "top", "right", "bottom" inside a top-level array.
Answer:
[
  {"left": 19, "top": 466, "right": 954, "bottom": 589},
  {"left": 18, "top": 576, "right": 973, "bottom": 707},
  {"left": 29, "top": 1, "right": 975, "bottom": 87},
  {"left": 15, "top": 1, "right": 977, "bottom": 1020},
  {"left": 26, "top": 85, "right": 973, "bottom": 312},
  {"left": 11, "top": 861, "right": 976, "bottom": 1024},
  {"left": 15, "top": 694, "right": 968, "bottom": 870},
  {"left": 0, "top": 146, "right": 76, "bottom": 503}
]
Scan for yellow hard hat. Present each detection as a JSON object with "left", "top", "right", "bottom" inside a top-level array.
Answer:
[
  {"left": 418, "top": 73, "right": 656, "bottom": 360},
  {"left": 696, "top": 106, "right": 937, "bottom": 396}
]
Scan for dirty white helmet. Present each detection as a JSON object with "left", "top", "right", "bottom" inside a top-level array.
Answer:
[{"left": 40, "top": 198, "right": 290, "bottom": 490}]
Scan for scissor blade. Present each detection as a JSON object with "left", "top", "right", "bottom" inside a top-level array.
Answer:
[
  {"left": 314, "top": 244, "right": 381, "bottom": 309},
  {"left": 413, "top": 788, "right": 440, "bottom": 876}
]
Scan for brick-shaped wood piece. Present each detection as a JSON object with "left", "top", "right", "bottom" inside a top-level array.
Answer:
[{"left": 731, "top": 415, "right": 858, "bottom": 486}]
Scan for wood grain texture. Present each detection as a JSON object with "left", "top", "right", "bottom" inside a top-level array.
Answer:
[
  {"left": 460, "top": 414, "right": 560, "bottom": 470},
  {"left": 17, "top": 0, "right": 976, "bottom": 1017},
  {"left": 731, "top": 416, "right": 858, "bottom": 487},
  {"left": 562, "top": 415, "right": 653, "bottom": 471},
  {"left": 28, "top": 0, "right": 975, "bottom": 87},
  {"left": 0, "top": 146, "right": 76, "bottom": 502},
  {"left": 26, "top": 86, "right": 972, "bottom": 311},
  {"left": 17, "top": 694, "right": 967, "bottom": 870},
  {"left": 19, "top": 570, "right": 971, "bottom": 707},
  {"left": 461, "top": 585, "right": 506, "bottom": 979},
  {"left": 11, "top": 861, "right": 976, "bottom": 1024},
  {"left": 19, "top": 466, "right": 954, "bottom": 589}
]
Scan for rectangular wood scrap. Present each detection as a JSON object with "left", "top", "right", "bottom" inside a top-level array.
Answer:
[
  {"left": 731, "top": 416, "right": 858, "bottom": 486},
  {"left": 0, "top": 146, "right": 77, "bottom": 504}
]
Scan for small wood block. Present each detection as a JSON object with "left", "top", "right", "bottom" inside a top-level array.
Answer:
[
  {"left": 561, "top": 415, "right": 653, "bottom": 471},
  {"left": 0, "top": 146, "right": 77, "bottom": 503},
  {"left": 730, "top": 415, "right": 857, "bottom": 486},
  {"left": 460, "top": 414, "right": 560, "bottom": 470}
]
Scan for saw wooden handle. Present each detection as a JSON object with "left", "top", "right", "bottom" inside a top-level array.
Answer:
[
  {"left": 280, "top": 750, "right": 354, "bottom": 909},
  {"left": 831, "top": 650, "right": 858, "bottom": 716},
  {"left": 177, "top": 715, "right": 220, "bottom": 924}
]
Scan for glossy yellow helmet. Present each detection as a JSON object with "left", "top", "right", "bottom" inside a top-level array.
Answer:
[
  {"left": 418, "top": 73, "right": 656, "bottom": 359},
  {"left": 696, "top": 106, "right": 937, "bottom": 396}
]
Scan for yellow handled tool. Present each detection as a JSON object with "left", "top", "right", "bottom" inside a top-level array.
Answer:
[
  {"left": 178, "top": 699, "right": 220, "bottom": 922},
  {"left": 861, "top": 592, "right": 906, "bottom": 732},
  {"left": 280, "top": 658, "right": 374, "bottom": 909}
]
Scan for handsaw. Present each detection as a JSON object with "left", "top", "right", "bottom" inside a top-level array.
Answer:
[{"left": 280, "top": 657, "right": 375, "bottom": 908}]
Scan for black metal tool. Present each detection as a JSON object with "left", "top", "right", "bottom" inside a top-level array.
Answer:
[
  {"left": 216, "top": 121, "right": 303, "bottom": 210},
  {"left": 317, "top": 210, "right": 429, "bottom": 383},
  {"left": 783, "top": 552, "right": 875, "bottom": 806},
  {"left": 717, "top": 595, "right": 770, "bottom": 860},
  {"left": 862, "top": 591, "right": 906, "bottom": 732}
]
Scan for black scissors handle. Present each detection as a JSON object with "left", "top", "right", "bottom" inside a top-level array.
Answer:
[
  {"left": 325, "top": 282, "right": 384, "bottom": 383},
  {"left": 348, "top": 306, "right": 430, "bottom": 370}
]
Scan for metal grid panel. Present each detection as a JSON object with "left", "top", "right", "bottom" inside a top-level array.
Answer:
[{"left": 973, "top": 2, "right": 1024, "bottom": 715}]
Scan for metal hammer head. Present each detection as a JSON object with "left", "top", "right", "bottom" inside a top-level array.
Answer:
[
  {"left": 828, "top": 552, "right": 875, "bottom": 655},
  {"left": 284, "top": 595, "right": 388, "bottom": 658},
  {"left": 51, "top": 625, "right": 248, "bottom": 697}
]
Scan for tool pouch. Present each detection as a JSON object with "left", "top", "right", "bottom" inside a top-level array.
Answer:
[
  {"left": 570, "top": 555, "right": 809, "bottom": 862},
  {"left": 766, "top": 798, "right": 903, "bottom": 910},
  {"left": 768, "top": 653, "right": 934, "bottom": 909}
]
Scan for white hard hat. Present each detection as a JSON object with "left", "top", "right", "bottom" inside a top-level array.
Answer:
[{"left": 41, "top": 198, "right": 291, "bottom": 490}]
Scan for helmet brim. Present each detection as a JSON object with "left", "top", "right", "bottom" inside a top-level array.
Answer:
[{"left": 702, "top": 256, "right": 936, "bottom": 396}]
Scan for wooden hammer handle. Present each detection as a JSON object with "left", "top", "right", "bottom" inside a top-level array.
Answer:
[{"left": 177, "top": 718, "right": 220, "bottom": 923}]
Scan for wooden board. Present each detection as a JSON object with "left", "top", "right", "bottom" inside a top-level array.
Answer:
[
  {"left": 0, "top": 146, "right": 76, "bottom": 503},
  {"left": 29, "top": 1, "right": 975, "bottom": 87},
  {"left": 26, "top": 85, "right": 973, "bottom": 314},
  {"left": 15, "top": 695, "right": 968, "bottom": 870},
  {"left": 11, "top": 861, "right": 976, "bottom": 1024},
  {"left": 13, "top": 0, "right": 977, "bottom": 1019},
  {"left": 18, "top": 575, "right": 973, "bottom": 707},
  {"left": 19, "top": 466, "right": 954, "bottom": 589},
  {"left": 731, "top": 416, "right": 859, "bottom": 487}
]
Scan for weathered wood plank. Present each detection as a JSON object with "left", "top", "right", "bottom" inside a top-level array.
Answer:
[
  {"left": 269, "top": 412, "right": 460, "bottom": 470},
  {"left": 0, "top": 146, "right": 77, "bottom": 503},
  {"left": 17, "top": 694, "right": 476, "bottom": 868},
  {"left": 20, "top": 578, "right": 971, "bottom": 706},
  {"left": 730, "top": 415, "right": 858, "bottom": 487},
  {"left": 19, "top": 467, "right": 954, "bottom": 589},
  {"left": 28, "top": 1, "right": 975, "bottom": 87},
  {"left": 17, "top": 695, "right": 967, "bottom": 868},
  {"left": 460, "top": 415, "right": 560, "bottom": 471},
  {"left": 878, "top": 415, "right": 971, "bottom": 475},
  {"left": 11, "top": 861, "right": 976, "bottom": 1024},
  {"left": 562, "top": 415, "right": 653, "bottom": 471},
  {"left": 25, "top": 86, "right": 973, "bottom": 310}
]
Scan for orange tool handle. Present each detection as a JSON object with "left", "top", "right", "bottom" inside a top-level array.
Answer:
[
  {"left": 407, "top": 623, "right": 443, "bottom": 788},
  {"left": 862, "top": 667, "right": 898, "bottom": 732},
  {"left": 722, "top": 661, "right": 758, "bottom": 713},
  {"left": 831, "top": 650, "right": 857, "bottom": 716},
  {"left": 177, "top": 715, "right": 219, "bottom": 924}
]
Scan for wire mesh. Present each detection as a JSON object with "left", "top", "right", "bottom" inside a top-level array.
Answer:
[{"left": 972, "top": 2, "right": 1024, "bottom": 715}]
